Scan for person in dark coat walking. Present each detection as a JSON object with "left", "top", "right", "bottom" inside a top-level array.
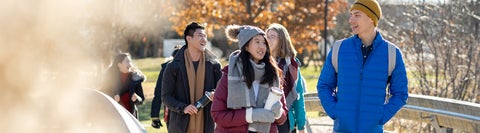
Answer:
[
  {"left": 150, "top": 45, "right": 181, "bottom": 129},
  {"left": 161, "top": 22, "right": 222, "bottom": 133},
  {"left": 101, "top": 53, "right": 145, "bottom": 119}
]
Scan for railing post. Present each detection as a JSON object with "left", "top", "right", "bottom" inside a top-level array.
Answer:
[
  {"left": 305, "top": 118, "right": 313, "bottom": 133},
  {"left": 421, "top": 113, "right": 453, "bottom": 133}
]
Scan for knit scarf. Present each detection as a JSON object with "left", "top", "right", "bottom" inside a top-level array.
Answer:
[
  {"left": 278, "top": 56, "right": 299, "bottom": 108},
  {"left": 184, "top": 49, "right": 205, "bottom": 133},
  {"left": 227, "top": 50, "right": 279, "bottom": 133},
  {"left": 227, "top": 50, "right": 256, "bottom": 108}
]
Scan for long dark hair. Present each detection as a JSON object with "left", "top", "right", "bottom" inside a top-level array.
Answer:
[
  {"left": 240, "top": 39, "right": 282, "bottom": 88},
  {"left": 102, "top": 53, "right": 131, "bottom": 96},
  {"left": 111, "top": 53, "right": 130, "bottom": 73}
]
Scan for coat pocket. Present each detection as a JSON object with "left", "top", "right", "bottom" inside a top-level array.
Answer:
[{"left": 379, "top": 106, "right": 387, "bottom": 125}]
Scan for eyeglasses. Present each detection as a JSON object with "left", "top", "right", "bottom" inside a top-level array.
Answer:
[
  {"left": 267, "top": 35, "right": 278, "bottom": 40},
  {"left": 195, "top": 33, "right": 207, "bottom": 38}
]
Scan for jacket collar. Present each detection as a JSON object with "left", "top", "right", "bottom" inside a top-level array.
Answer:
[
  {"left": 353, "top": 31, "right": 385, "bottom": 49},
  {"left": 173, "top": 45, "right": 218, "bottom": 62}
]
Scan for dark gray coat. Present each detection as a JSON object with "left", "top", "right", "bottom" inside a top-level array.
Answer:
[{"left": 161, "top": 45, "right": 222, "bottom": 133}]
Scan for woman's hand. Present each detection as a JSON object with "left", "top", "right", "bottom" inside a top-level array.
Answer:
[
  {"left": 114, "top": 94, "right": 120, "bottom": 102},
  {"left": 131, "top": 93, "right": 140, "bottom": 102},
  {"left": 208, "top": 91, "right": 215, "bottom": 101}
]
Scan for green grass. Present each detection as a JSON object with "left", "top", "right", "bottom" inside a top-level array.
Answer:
[
  {"left": 133, "top": 57, "right": 168, "bottom": 132},
  {"left": 298, "top": 65, "right": 324, "bottom": 117},
  {"left": 137, "top": 100, "right": 168, "bottom": 133},
  {"left": 134, "top": 57, "right": 164, "bottom": 83},
  {"left": 299, "top": 66, "right": 321, "bottom": 93},
  {"left": 298, "top": 65, "right": 326, "bottom": 117}
]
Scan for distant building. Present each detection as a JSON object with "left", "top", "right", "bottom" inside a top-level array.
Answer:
[{"left": 162, "top": 39, "right": 223, "bottom": 58}]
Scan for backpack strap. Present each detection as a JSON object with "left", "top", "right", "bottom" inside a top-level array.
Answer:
[
  {"left": 332, "top": 39, "right": 396, "bottom": 76},
  {"left": 332, "top": 40, "right": 344, "bottom": 73},
  {"left": 387, "top": 43, "right": 396, "bottom": 76},
  {"left": 331, "top": 39, "right": 397, "bottom": 103},
  {"left": 385, "top": 42, "right": 397, "bottom": 103}
]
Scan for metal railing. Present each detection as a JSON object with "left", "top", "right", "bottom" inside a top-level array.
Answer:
[{"left": 303, "top": 93, "right": 480, "bottom": 133}]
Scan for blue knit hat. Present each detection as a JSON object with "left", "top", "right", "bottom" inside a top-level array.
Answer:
[{"left": 225, "top": 25, "right": 265, "bottom": 49}]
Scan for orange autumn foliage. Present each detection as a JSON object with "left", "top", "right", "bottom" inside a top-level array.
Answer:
[{"left": 169, "top": 0, "right": 348, "bottom": 53}]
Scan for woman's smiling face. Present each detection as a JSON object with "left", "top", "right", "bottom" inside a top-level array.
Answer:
[
  {"left": 117, "top": 57, "right": 132, "bottom": 73},
  {"left": 246, "top": 35, "right": 267, "bottom": 63}
]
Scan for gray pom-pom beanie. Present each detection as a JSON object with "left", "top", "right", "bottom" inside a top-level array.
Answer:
[{"left": 225, "top": 25, "right": 265, "bottom": 49}]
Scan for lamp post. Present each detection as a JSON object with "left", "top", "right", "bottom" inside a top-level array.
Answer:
[{"left": 323, "top": 0, "right": 329, "bottom": 62}]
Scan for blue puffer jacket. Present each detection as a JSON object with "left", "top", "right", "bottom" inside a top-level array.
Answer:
[{"left": 316, "top": 32, "right": 408, "bottom": 133}]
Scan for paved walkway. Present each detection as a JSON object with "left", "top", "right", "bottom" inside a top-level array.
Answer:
[
  {"left": 305, "top": 116, "right": 334, "bottom": 133},
  {"left": 305, "top": 116, "right": 395, "bottom": 133}
]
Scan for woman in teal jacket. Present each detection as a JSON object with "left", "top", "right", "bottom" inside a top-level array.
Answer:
[
  {"left": 317, "top": 0, "right": 408, "bottom": 132},
  {"left": 267, "top": 23, "right": 307, "bottom": 133}
]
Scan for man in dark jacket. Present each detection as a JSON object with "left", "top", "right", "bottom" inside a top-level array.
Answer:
[
  {"left": 150, "top": 45, "right": 181, "bottom": 129},
  {"left": 161, "top": 22, "right": 222, "bottom": 133}
]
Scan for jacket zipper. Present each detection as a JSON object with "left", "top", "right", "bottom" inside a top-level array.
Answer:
[{"left": 356, "top": 44, "right": 376, "bottom": 132}]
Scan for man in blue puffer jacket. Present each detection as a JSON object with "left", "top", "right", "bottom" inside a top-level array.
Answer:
[{"left": 316, "top": 0, "right": 408, "bottom": 132}]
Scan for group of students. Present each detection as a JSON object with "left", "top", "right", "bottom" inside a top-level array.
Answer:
[
  {"left": 100, "top": 0, "right": 409, "bottom": 132},
  {"left": 149, "top": 22, "right": 308, "bottom": 133}
]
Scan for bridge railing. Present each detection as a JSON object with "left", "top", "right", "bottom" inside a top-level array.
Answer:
[{"left": 303, "top": 93, "right": 480, "bottom": 133}]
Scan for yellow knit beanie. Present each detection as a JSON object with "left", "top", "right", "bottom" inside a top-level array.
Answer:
[{"left": 350, "top": 0, "right": 382, "bottom": 27}]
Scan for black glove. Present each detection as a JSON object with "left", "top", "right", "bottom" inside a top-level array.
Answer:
[{"left": 151, "top": 119, "right": 163, "bottom": 128}]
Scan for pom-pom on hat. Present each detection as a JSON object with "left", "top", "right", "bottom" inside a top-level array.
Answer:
[
  {"left": 225, "top": 25, "right": 265, "bottom": 49},
  {"left": 350, "top": 0, "right": 382, "bottom": 27}
]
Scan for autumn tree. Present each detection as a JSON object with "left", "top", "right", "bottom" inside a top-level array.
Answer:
[
  {"left": 169, "top": 0, "right": 348, "bottom": 60},
  {"left": 354, "top": 1, "right": 480, "bottom": 132},
  {"left": 380, "top": 1, "right": 480, "bottom": 103}
]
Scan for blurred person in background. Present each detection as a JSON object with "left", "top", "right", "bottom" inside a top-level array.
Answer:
[
  {"left": 101, "top": 53, "right": 146, "bottom": 119},
  {"left": 211, "top": 25, "right": 287, "bottom": 133},
  {"left": 150, "top": 45, "right": 181, "bottom": 129},
  {"left": 161, "top": 22, "right": 222, "bottom": 133},
  {"left": 266, "top": 23, "right": 307, "bottom": 133}
]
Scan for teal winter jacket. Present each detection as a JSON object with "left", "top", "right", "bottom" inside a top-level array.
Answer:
[{"left": 288, "top": 70, "right": 307, "bottom": 131}]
